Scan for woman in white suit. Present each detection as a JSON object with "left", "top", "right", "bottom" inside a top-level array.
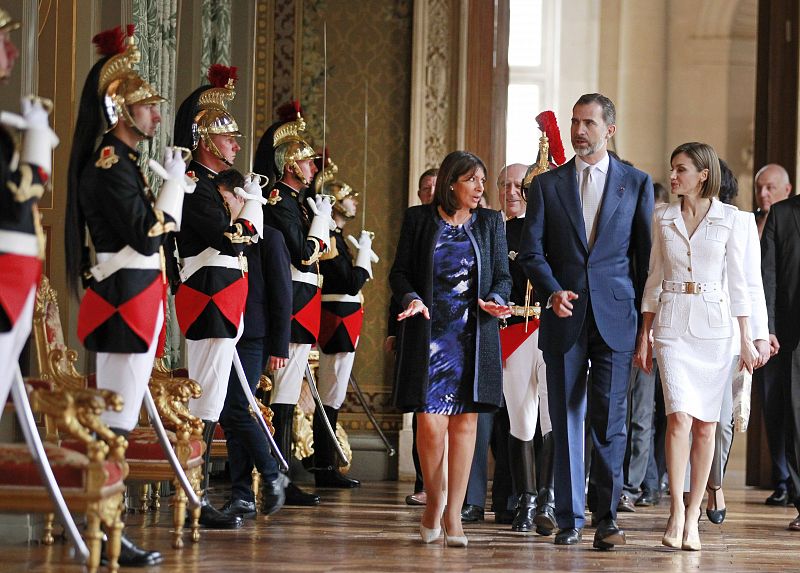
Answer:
[{"left": 635, "top": 142, "right": 758, "bottom": 551}]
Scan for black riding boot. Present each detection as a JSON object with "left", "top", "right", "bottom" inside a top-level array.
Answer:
[
  {"left": 534, "top": 431, "right": 557, "bottom": 536},
  {"left": 196, "top": 420, "right": 242, "bottom": 529},
  {"left": 312, "top": 406, "right": 360, "bottom": 488},
  {"left": 509, "top": 435, "right": 537, "bottom": 532},
  {"left": 103, "top": 428, "right": 163, "bottom": 567},
  {"left": 271, "top": 403, "right": 320, "bottom": 506}
]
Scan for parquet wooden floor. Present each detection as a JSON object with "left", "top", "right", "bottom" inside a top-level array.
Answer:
[{"left": 2, "top": 472, "right": 798, "bottom": 572}]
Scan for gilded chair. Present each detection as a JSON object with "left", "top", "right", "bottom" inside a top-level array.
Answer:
[
  {"left": 32, "top": 275, "right": 204, "bottom": 549},
  {"left": 0, "top": 378, "right": 127, "bottom": 573}
]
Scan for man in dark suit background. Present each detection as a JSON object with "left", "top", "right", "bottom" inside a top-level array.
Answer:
[
  {"left": 517, "top": 93, "right": 653, "bottom": 549},
  {"left": 215, "top": 169, "right": 294, "bottom": 519},
  {"left": 761, "top": 190, "right": 800, "bottom": 530}
]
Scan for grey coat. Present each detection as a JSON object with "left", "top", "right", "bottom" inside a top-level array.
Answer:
[{"left": 389, "top": 204, "right": 512, "bottom": 412}]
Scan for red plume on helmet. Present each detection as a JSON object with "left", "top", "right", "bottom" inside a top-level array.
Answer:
[
  {"left": 535, "top": 110, "right": 566, "bottom": 166},
  {"left": 207, "top": 64, "right": 238, "bottom": 88},
  {"left": 92, "top": 24, "right": 135, "bottom": 57},
  {"left": 276, "top": 100, "right": 304, "bottom": 122}
]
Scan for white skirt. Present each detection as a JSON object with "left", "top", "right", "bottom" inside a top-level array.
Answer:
[{"left": 654, "top": 335, "right": 735, "bottom": 422}]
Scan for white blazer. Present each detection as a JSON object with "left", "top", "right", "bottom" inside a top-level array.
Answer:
[{"left": 642, "top": 199, "right": 751, "bottom": 340}]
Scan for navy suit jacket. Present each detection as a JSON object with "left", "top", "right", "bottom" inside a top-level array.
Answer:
[{"left": 517, "top": 155, "right": 653, "bottom": 354}]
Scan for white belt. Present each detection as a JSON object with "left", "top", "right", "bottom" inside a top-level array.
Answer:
[
  {"left": 291, "top": 265, "right": 323, "bottom": 288},
  {"left": 321, "top": 293, "right": 361, "bottom": 303},
  {"left": 180, "top": 246, "right": 243, "bottom": 282},
  {"left": 0, "top": 229, "right": 38, "bottom": 257},
  {"left": 662, "top": 280, "right": 721, "bottom": 294},
  {"left": 92, "top": 247, "right": 160, "bottom": 282}
]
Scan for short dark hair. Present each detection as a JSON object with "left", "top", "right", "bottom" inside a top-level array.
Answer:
[
  {"left": 433, "top": 151, "right": 487, "bottom": 216},
  {"left": 575, "top": 93, "right": 616, "bottom": 125},
  {"left": 670, "top": 142, "right": 721, "bottom": 199},
  {"left": 718, "top": 159, "right": 738, "bottom": 205},
  {"left": 418, "top": 168, "right": 438, "bottom": 190},
  {"left": 216, "top": 168, "right": 245, "bottom": 191}
]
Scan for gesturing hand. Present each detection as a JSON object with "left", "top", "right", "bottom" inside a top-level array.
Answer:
[
  {"left": 551, "top": 290, "right": 579, "bottom": 318},
  {"left": 397, "top": 298, "right": 429, "bottom": 321},
  {"left": 478, "top": 298, "right": 511, "bottom": 319}
]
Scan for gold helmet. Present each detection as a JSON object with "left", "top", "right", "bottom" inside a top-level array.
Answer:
[
  {"left": 315, "top": 156, "right": 358, "bottom": 219},
  {"left": 94, "top": 25, "right": 164, "bottom": 138},
  {"left": 274, "top": 102, "right": 318, "bottom": 185},
  {"left": 0, "top": 8, "right": 21, "bottom": 33},
  {"left": 191, "top": 64, "right": 242, "bottom": 164}
]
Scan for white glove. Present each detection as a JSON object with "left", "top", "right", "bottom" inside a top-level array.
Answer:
[
  {"left": 151, "top": 148, "right": 193, "bottom": 229},
  {"left": 20, "top": 98, "right": 59, "bottom": 175},
  {"left": 235, "top": 174, "right": 267, "bottom": 241},
  {"left": 306, "top": 195, "right": 333, "bottom": 249},
  {"left": 347, "top": 231, "right": 380, "bottom": 264},
  {"left": 349, "top": 231, "right": 379, "bottom": 278}
]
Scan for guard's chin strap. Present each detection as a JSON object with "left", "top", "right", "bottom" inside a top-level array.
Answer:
[
  {"left": 201, "top": 135, "right": 233, "bottom": 167},
  {"left": 120, "top": 104, "right": 153, "bottom": 141},
  {"left": 289, "top": 161, "right": 310, "bottom": 186}
]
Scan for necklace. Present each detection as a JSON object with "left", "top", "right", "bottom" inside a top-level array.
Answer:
[{"left": 438, "top": 206, "right": 471, "bottom": 227}]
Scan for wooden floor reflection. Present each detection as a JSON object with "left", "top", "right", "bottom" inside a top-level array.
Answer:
[{"left": 3, "top": 473, "right": 799, "bottom": 572}]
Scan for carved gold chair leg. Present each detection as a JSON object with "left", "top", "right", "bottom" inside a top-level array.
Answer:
[
  {"left": 252, "top": 467, "right": 261, "bottom": 508},
  {"left": 85, "top": 503, "right": 103, "bottom": 573},
  {"left": 102, "top": 495, "right": 124, "bottom": 573},
  {"left": 139, "top": 484, "right": 150, "bottom": 513},
  {"left": 41, "top": 512, "right": 55, "bottom": 545},
  {"left": 172, "top": 476, "right": 187, "bottom": 549},
  {"left": 189, "top": 466, "right": 202, "bottom": 542},
  {"left": 152, "top": 483, "right": 161, "bottom": 510}
]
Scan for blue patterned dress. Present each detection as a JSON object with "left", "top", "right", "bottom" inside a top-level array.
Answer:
[{"left": 420, "top": 220, "right": 478, "bottom": 415}]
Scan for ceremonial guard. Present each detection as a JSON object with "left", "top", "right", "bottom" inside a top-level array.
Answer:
[
  {"left": 255, "top": 104, "right": 332, "bottom": 505},
  {"left": 313, "top": 159, "right": 375, "bottom": 487},
  {"left": 65, "top": 25, "right": 193, "bottom": 566},
  {"left": 172, "top": 64, "right": 265, "bottom": 528},
  {"left": 0, "top": 10, "right": 57, "bottom": 419},
  {"left": 501, "top": 113, "right": 564, "bottom": 535}
]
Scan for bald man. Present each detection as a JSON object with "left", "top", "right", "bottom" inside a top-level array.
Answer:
[{"left": 754, "top": 164, "right": 792, "bottom": 237}]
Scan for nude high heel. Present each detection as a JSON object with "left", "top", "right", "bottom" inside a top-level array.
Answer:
[
  {"left": 442, "top": 516, "right": 468, "bottom": 547},
  {"left": 662, "top": 512, "right": 684, "bottom": 549},
  {"left": 681, "top": 507, "right": 702, "bottom": 551},
  {"left": 419, "top": 522, "right": 441, "bottom": 544}
]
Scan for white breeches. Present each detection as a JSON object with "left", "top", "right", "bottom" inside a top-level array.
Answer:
[
  {"left": 270, "top": 342, "right": 311, "bottom": 405},
  {"left": 503, "top": 329, "right": 551, "bottom": 441},
  {"left": 97, "top": 305, "right": 164, "bottom": 432},
  {"left": 0, "top": 287, "right": 36, "bottom": 422},
  {"left": 187, "top": 319, "right": 243, "bottom": 422},
  {"left": 317, "top": 351, "right": 355, "bottom": 409}
]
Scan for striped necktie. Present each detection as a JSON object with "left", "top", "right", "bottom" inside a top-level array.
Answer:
[{"left": 581, "top": 165, "right": 599, "bottom": 248}]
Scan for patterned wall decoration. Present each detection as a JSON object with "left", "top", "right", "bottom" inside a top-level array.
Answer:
[
  {"left": 133, "top": 0, "right": 182, "bottom": 366},
  {"left": 271, "top": 0, "right": 299, "bottom": 114},
  {"left": 252, "top": 0, "right": 274, "bottom": 139},
  {"left": 298, "top": 0, "right": 413, "bottom": 429},
  {"left": 200, "top": 0, "right": 232, "bottom": 80},
  {"left": 422, "top": 0, "right": 455, "bottom": 169}
]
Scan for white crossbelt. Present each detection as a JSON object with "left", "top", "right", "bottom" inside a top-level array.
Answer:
[
  {"left": 661, "top": 280, "right": 721, "bottom": 294},
  {"left": 291, "top": 265, "right": 323, "bottom": 288},
  {"left": 92, "top": 246, "right": 159, "bottom": 282},
  {"left": 321, "top": 293, "right": 361, "bottom": 303},
  {"left": 0, "top": 229, "right": 39, "bottom": 257},
  {"left": 180, "top": 246, "right": 243, "bottom": 282}
]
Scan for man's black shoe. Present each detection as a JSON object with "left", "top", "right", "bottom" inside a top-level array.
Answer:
[
  {"left": 260, "top": 473, "right": 289, "bottom": 515},
  {"left": 494, "top": 509, "right": 515, "bottom": 524},
  {"left": 197, "top": 501, "right": 244, "bottom": 529},
  {"left": 635, "top": 490, "right": 660, "bottom": 507},
  {"left": 460, "top": 504, "right": 484, "bottom": 522},
  {"left": 534, "top": 504, "right": 557, "bottom": 536},
  {"left": 592, "top": 518, "right": 626, "bottom": 550},
  {"left": 617, "top": 494, "right": 636, "bottom": 513},
  {"left": 554, "top": 527, "right": 582, "bottom": 545},
  {"left": 101, "top": 532, "right": 163, "bottom": 567},
  {"left": 766, "top": 487, "right": 790, "bottom": 506},
  {"left": 314, "top": 468, "right": 361, "bottom": 488},
  {"left": 284, "top": 481, "right": 321, "bottom": 506},
  {"left": 221, "top": 498, "right": 257, "bottom": 519}
]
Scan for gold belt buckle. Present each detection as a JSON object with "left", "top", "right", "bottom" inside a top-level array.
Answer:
[{"left": 685, "top": 281, "right": 699, "bottom": 294}]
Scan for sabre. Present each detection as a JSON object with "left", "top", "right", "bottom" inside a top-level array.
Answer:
[
  {"left": 232, "top": 351, "right": 289, "bottom": 472},
  {"left": 362, "top": 79, "right": 368, "bottom": 231},
  {"left": 142, "top": 389, "right": 201, "bottom": 508},
  {"left": 321, "top": 21, "right": 327, "bottom": 166},
  {"left": 349, "top": 374, "right": 395, "bottom": 456},
  {"left": 304, "top": 363, "right": 348, "bottom": 464},
  {"left": 11, "top": 366, "right": 89, "bottom": 563}
]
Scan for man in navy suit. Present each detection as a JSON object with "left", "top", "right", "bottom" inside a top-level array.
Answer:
[{"left": 517, "top": 93, "right": 653, "bottom": 549}]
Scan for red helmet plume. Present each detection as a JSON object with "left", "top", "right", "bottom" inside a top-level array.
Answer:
[
  {"left": 92, "top": 24, "right": 135, "bottom": 57},
  {"left": 535, "top": 110, "right": 566, "bottom": 166},
  {"left": 207, "top": 64, "right": 238, "bottom": 88}
]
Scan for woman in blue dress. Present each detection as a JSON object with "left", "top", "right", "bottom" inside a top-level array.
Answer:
[{"left": 390, "top": 151, "right": 512, "bottom": 547}]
